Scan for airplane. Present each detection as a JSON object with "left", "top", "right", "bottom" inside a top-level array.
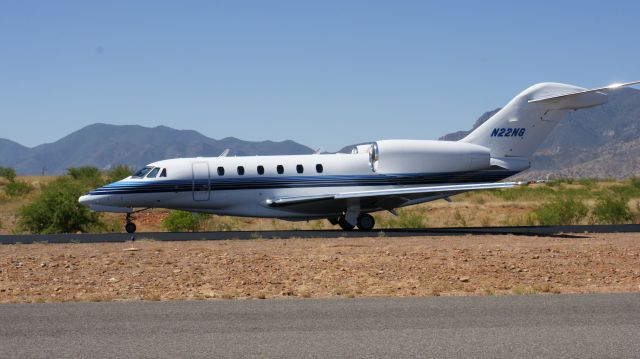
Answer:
[{"left": 79, "top": 80, "right": 640, "bottom": 233}]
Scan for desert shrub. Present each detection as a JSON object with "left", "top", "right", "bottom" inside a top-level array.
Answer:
[
  {"left": 501, "top": 213, "right": 536, "bottom": 226},
  {"left": 107, "top": 164, "right": 134, "bottom": 183},
  {"left": 18, "top": 177, "right": 103, "bottom": 233},
  {"left": 0, "top": 167, "right": 16, "bottom": 182},
  {"left": 163, "top": 210, "right": 210, "bottom": 232},
  {"left": 549, "top": 178, "right": 574, "bottom": 186},
  {"left": 201, "top": 215, "right": 240, "bottom": 231},
  {"left": 591, "top": 196, "right": 633, "bottom": 224},
  {"left": 67, "top": 166, "right": 104, "bottom": 188},
  {"left": 488, "top": 186, "right": 555, "bottom": 202},
  {"left": 378, "top": 210, "right": 427, "bottom": 228},
  {"left": 575, "top": 178, "right": 599, "bottom": 187},
  {"left": 609, "top": 180, "right": 640, "bottom": 199},
  {"left": 453, "top": 209, "right": 467, "bottom": 227},
  {"left": 533, "top": 197, "right": 588, "bottom": 226},
  {"left": 4, "top": 180, "right": 33, "bottom": 197}
]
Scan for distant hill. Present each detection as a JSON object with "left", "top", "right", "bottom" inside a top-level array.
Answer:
[
  {"left": 0, "top": 124, "right": 314, "bottom": 175},
  {"left": 439, "top": 88, "right": 640, "bottom": 179}
]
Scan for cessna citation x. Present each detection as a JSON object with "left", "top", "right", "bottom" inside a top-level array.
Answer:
[{"left": 79, "top": 81, "right": 639, "bottom": 233}]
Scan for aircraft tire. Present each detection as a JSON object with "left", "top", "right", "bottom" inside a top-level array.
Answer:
[
  {"left": 356, "top": 214, "right": 375, "bottom": 230},
  {"left": 125, "top": 222, "right": 137, "bottom": 234},
  {"left": 338, "top": 216, "right": 355, "bottom": 230}
]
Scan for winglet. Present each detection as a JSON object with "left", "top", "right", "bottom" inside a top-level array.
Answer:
[{"left": 528, "top": 80, "right": 640, "bottom": 103}]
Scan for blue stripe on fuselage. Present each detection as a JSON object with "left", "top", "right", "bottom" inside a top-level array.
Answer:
[{"left": 86, "top": 170, "right": 519, "bottom": 195}]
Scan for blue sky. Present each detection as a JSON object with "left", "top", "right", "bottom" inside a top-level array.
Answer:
[{"left": 1, "top": 0, "right": 638, "bottom": 151}]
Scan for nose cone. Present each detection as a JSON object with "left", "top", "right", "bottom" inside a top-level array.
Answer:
[{"left": 78, "top": 194, "right": 94, "bottom": 207}]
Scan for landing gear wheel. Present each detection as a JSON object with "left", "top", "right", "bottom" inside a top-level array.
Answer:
[
  {"left": 125, "top": 222, "right": 137, "bottom": 234},
  {"left": 357, "top": 214, "right": 375, "bottom": 230},
  {"left": 124, "top": 213, "right": 137, "bottom": 233},
  {"left": 338, "top": 216, "right": 355, "bottom": 230}
]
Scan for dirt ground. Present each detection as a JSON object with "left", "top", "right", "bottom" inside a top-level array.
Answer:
[{"left": 1, "top": 233, "right": 639, "bottom": 303}]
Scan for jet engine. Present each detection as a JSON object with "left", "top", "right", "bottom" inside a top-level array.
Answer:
[{"left": 368, "top": 140, "right": 490, "bottom": 174}]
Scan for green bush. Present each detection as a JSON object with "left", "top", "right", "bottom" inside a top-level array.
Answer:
[
  {"left": 591, "top": 196, "right": 633, "bottom": 224},
  {"left": 107, "top": 164, "right": 134, "bottom": 183},
  {"left": 4, "top": 180, "right": 33, "bottom": 197},
  {"left": 162, "top": 210, "right": 210, "bottom": 232},
  {"left": 0, "top": 167, "right": 16, "bottom": 182},
  {"left": 67, "top": 166, "right": 104, "bottom": 188},
  {"left": 533, "top": 197, "right": 588, "bottom": 226},
  {"left": 18, "top": 177, "right": 103, "bottom": 233}
]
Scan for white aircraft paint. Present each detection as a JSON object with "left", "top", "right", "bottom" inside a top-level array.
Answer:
[{"left": 79, "top": 81, "right": 639, "bottom": 232}]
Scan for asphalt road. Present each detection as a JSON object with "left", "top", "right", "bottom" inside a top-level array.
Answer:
[
  {"left": 1, "top": 293, "right": 639, "bottom": 358},
  {"left": 1, "top": 224, "right": 639, "bottom": 244}
]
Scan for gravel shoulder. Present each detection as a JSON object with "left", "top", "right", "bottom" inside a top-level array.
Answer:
[{"left": 1, "top": 233, "right": 639, "bottom": 303}]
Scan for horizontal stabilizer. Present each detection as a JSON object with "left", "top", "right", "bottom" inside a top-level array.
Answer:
[{"left": 528, "top": 80, "right": 640, "bottom": 103}]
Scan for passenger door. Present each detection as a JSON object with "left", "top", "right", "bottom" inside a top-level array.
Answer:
[{"left": 192, "top": 162, "right": 210, "bottom": 201}]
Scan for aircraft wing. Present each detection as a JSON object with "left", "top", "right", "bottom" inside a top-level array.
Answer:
[{"left": 265, "top": 181, "right": 526, "bottom": 208}]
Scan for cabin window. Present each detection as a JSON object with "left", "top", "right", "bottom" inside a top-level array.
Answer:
[
  {"left": 159, "top": 168, "right": 167, "bottom": 177},
  {"left": 257, "top": 165, "right": 264, "bottom": 175},
  {"left": 132, "top": 166, "right": 153, "bottom": 178},
  {"left": 146, "top": 167, "right": 160, "bottom": 178},
  {"left": 237, "top": 166, "right": 245, "bottom": 175},
  {"left": 316, "top": 164, "right": 323, "bottom": 173},
  {"left": 296, "top": 164, "right": 304, "bottom": 174},
  {"left": 277, "top": 165, "right": 284, "bottom": 174},
  {"left": 217, "top": 167, "right": 225, "bottom": 176}
]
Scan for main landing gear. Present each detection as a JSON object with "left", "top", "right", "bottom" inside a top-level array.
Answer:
[
  {"left": 337, "top": 213, "right": 375, "bottom": 230},
  {"left": 125, "top": 213, "right": 137, "bottom": 234}
]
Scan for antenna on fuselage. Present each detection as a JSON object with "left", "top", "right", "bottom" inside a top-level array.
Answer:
[{"left": 219, "top": 149, "right": 230, "bottom": 157}]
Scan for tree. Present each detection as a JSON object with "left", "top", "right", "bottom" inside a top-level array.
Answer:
[
  {"left": 19, "top": 177, "right": 103, "bottom": 233},
  {"left": 107, "top": 164, "right": 134, "bottom": 183},
  {"left": 66, "top": 166, "right": 104, "bottom": 188},
  {"left": 0, "top": 167, "right": 16, "bottom": 182}
]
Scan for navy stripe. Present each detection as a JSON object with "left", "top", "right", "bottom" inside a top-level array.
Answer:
[{"left": 87, "top": 170, "right": 519, "bottom": 195}]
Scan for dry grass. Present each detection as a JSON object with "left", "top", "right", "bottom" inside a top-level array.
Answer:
[{"left": 2, "top": 178, "right": 639, "bottom": 234}]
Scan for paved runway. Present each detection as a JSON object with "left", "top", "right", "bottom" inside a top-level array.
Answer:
[
  {"left": 1, "top": 293, "right": 638, "bottom": 358},
  {"left": 1, "top": 224, "right": 639, "bottom": 244}
]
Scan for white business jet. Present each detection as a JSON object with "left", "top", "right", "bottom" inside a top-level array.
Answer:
[{"left": 79, "top": 81, "right": 639, "bottom": 233}]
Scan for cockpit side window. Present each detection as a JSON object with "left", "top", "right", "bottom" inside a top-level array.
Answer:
[
  {"left": 132, "top": 166, "right": 153, "bottom": 178},
  {"left": 146, "top": 167, "right": 160, "bottom": 178},
  {"left": 159, "top": 168, "right": 167, "bottom": 177}
]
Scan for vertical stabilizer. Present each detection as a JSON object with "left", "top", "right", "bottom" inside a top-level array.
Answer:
[{"left": 461, "top": 82, "right": 609, "bottom": 158}]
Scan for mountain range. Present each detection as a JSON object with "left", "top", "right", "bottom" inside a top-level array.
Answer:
[
  {"left": 0, "top": 124, "right": 314, "bottom": 175},
  {"left": 1, "top": 87, "right": 639, "bottom": 177}
]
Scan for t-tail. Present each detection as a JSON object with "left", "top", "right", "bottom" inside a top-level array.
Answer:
[{"left": 460, "top": 81, "right": 640, "bottom": 170}]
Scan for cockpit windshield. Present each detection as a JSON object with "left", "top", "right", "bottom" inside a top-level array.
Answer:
[
  {"left": 132, "top": 166, "right": 153, "bottom": 178},
  {"left": 146, "top": 167, "right": 160, "bottom": 178}
]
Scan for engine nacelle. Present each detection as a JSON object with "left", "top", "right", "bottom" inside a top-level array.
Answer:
[{"left": 369, "top": 140, "right": 490, "bottom": 174}]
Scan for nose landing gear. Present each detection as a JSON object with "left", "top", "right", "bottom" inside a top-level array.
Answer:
[{"left": 125, "top": 213, "right": 137, "bottom": 233}]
